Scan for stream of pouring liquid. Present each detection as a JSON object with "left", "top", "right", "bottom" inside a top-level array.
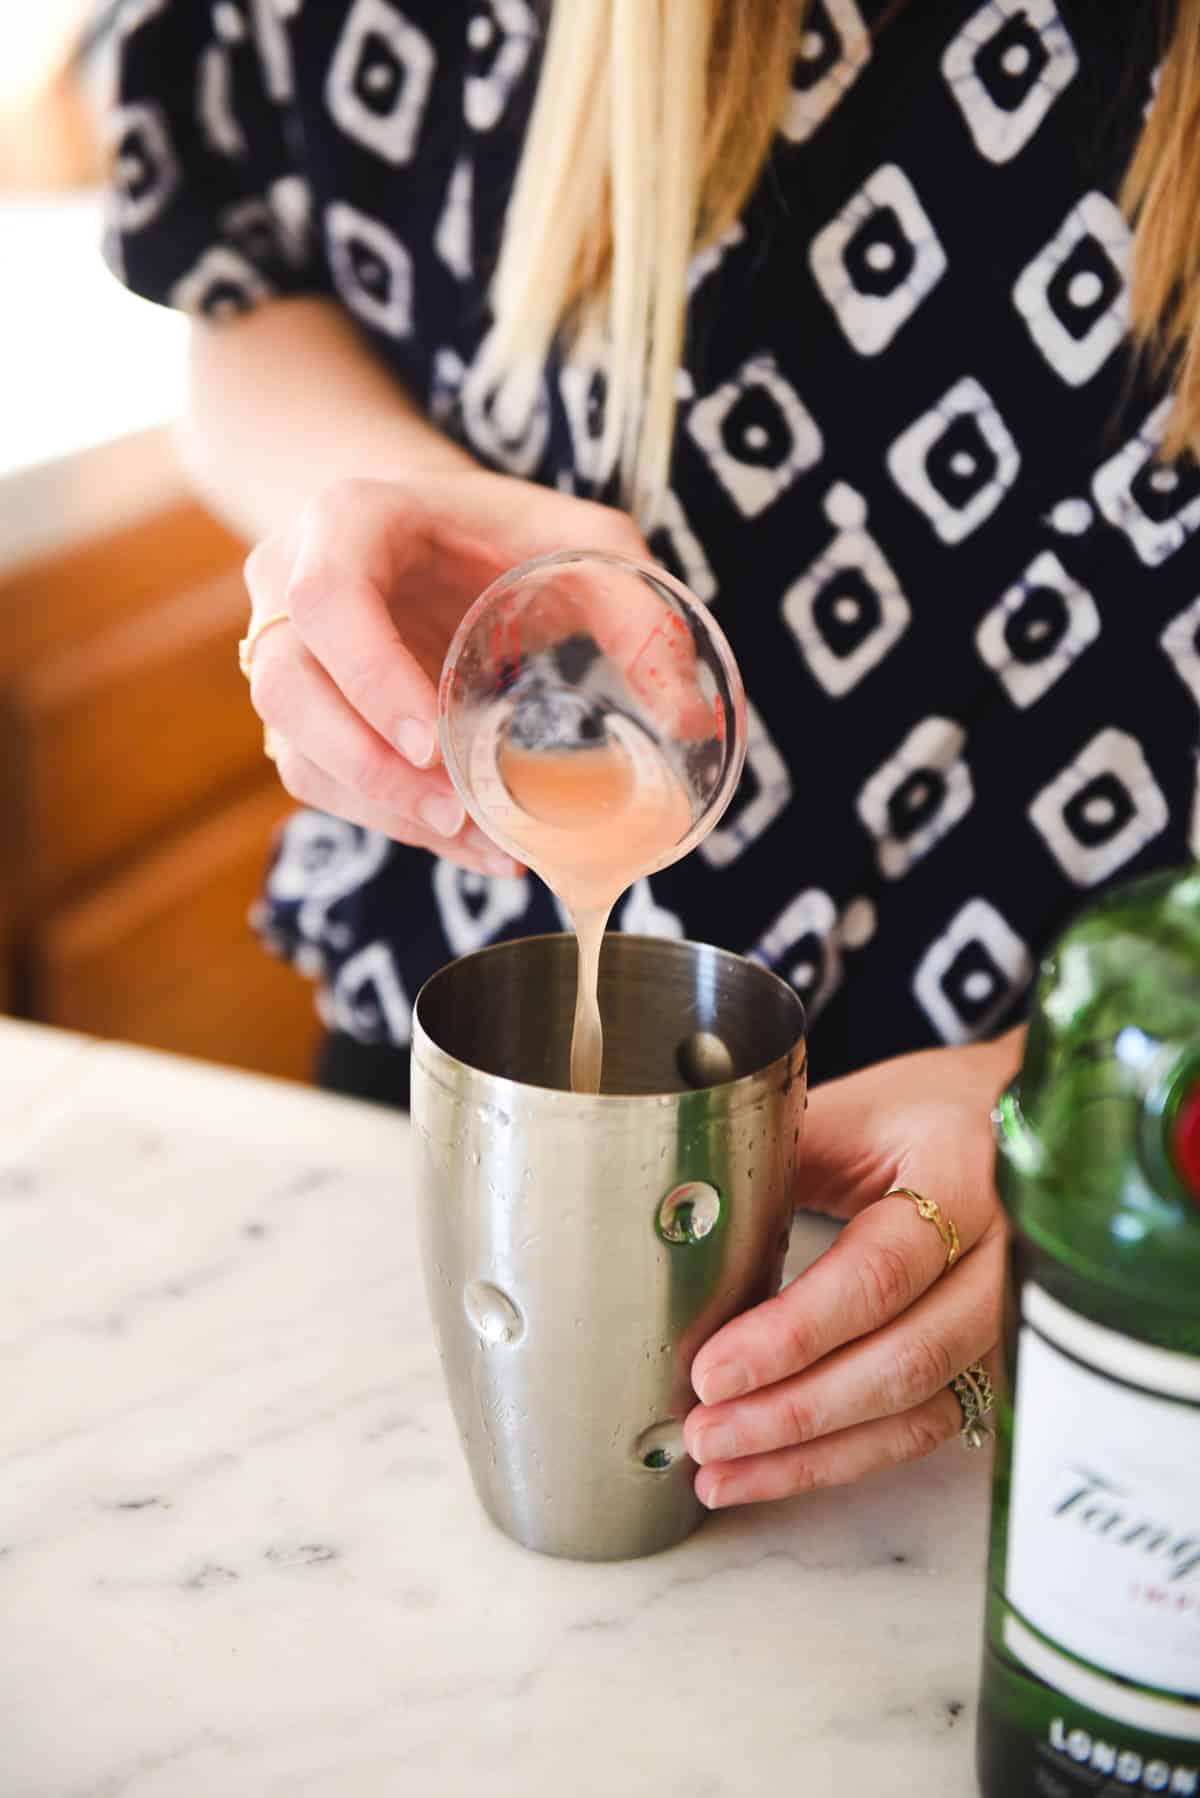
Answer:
[{"left": 495, "top": 730, "right": 693, "bottom": 1093}]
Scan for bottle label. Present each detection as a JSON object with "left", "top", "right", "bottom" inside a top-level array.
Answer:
[{"left": 1006, "top": 1283, "right": 1200, "bottom": 1740}]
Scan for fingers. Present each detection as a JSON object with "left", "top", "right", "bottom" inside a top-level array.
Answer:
[
  {"left": 419, "top": 469, "right": 652, "bottom": 573},
  {"left": 271, "top": 738, "right": 522, "bottom": 876},
  {"left": 244, "top": 470, "right": 721, "bottom": 854},
  {"left": 242, "top": 525, "right": 298, "bottom": 615},
  {"left": 258, "top": 477, "right": 669, "bottom": 774},
  {"left": 692, "top": 1374, "right": 981, "bottom": 1509},
  {"left": 679, "top": 1035, "right": 1020, "bottom": 1508},
  {"left": 685, "top": 1221, "right": 1005, "bottom": 1476},
  {"left": 691, "top": 1167, "right": 997, "bottom": 1408},
  {"left": 247, "top": 619, "right": 463, "bottom": 820},
  {"left": 245, "top": 513, "right": 506, "bottom": 859},
  {"left": 272, "top": 483, "right": 444, "bottom": 770}
]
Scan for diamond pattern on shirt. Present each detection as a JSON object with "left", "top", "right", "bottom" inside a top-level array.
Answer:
[
  {"left": 975, "top": 549, "right": 1100, "bottom": 708},
  {"left": 857, "top": 718, "right": 974, "bottom": 880},
  {"left": 780, "top": 0, "right": 871, "bottom": 145},
  {"left": 698, "top": 702, "right": 793, "bottom": 868},
  {"left": 1029, "top": 728, "right": 1170, "bottom": 886},
  {"left": 688, "top": 354, "right": 823, "bottom": 519},
  {"left": 1013, "top": 191, "right": 1131, "bottom": 386},
  {"left": 464, "top": 0, "right": 537, "bottom": 132},
  {"left": 1093, "top": 400, "right": 1200, "bottom": 568},
  {"left": 887, "top": 376, "right": 1020, "bottom": 544},
  {"left": 105, "top": 102, "right": 179, "bottom": 232},
  {"left": 434, "top": 155, "right": 473, "bottom": 281},
  {"left": 325, "top": 0, "right": 436, "bottom": 165},
  {"left": 432, "top": 860, "right": 531, "bottom": 956},
  {"left": 749, "top": 888, "right": 843, "bottom": 1022},
  {"left": 942, "top": 0, "right": 1079, "bottom": 165},
  {"left": 1160, "top": 595, "right": 1200, "bottom": 713},
  {"left": 325, "top": 200, "right": 414, "bottom": 336},
  {"left": 783, "top": 483, "right": 911, "bottom": 695},
  {"left": 810, "top": 163, "right": 947, "bottom": 356},
  {"left": 914, "top": 898, "right": 1033, "bottom": 1043},
  {"left": 169, "top": 245, "right": 270, "bottom": 318}
]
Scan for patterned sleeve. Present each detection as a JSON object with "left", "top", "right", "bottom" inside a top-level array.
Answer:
[{"left": 102, "top": 0, "right": 329, "bottom": 320}]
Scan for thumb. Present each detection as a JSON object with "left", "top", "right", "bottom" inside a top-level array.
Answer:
[{"left": 421, "top": 471, "right": 651, "bottom": 580}]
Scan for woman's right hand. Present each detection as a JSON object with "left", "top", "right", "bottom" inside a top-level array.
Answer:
[{"left": 242, "top": 468, "right": 653, "bottom": 875}]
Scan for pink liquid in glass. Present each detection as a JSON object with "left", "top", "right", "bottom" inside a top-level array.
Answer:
[{"left": 496, "top": 730, "right": 693, "bottom": 1093}]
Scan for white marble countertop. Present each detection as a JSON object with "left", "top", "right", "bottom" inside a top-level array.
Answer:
[{"left": 0, "top": 1018, "right": 993, "bottom": 1797}]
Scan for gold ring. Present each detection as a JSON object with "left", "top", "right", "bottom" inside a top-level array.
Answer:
[
  {"left": 884, "top": 1187, "right": 961, "bottom": 1270},
  {"left": 949, "top": 1360, "right": 995, "bottom": 1450},
  {"left": 238, "top": 611, "right": 290, "bottom": 678}
]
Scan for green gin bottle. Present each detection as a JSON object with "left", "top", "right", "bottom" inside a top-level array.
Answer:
[{"left": 976, "top": 867, "right": 1200, "bottom": 1797}]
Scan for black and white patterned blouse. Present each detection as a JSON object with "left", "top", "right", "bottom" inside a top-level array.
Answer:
[{"left": 106, "top": 0, "right": 1200, "bottom": 1085}]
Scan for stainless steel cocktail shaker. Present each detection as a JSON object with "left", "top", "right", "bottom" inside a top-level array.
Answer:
[{"left": 412, "top": 933, "right": 806, "bottom": 1561}]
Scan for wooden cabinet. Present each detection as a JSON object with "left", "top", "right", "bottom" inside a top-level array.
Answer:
[
  {"left": 37, "top": 784, "right": 319, "bottom": 1082},
  {"left": 0, "top": 487, "right": 320, "bottom": 1082}
]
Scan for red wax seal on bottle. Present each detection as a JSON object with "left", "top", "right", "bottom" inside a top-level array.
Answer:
[{"left": 1169, "top": 1082, "right": 1200, "bottom": 1200}]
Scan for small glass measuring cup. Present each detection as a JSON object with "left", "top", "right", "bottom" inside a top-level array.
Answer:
[{"left": 437, "top": 551, "right": 746, "bottom": 883}]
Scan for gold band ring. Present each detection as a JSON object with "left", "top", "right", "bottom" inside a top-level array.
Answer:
[
  {"left": 883, "top": 1187, "right": 961, "bottom": 1270},
  {"left": 238, "top": 611, "right": 290, "bottom": 678},
  {"left": 949, "top": 1361, "right": 995, "bottom": 1450}
]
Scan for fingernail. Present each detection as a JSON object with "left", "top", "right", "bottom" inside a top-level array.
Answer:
[
  {"left": 697, "top": 1362, "right": 750, "bottom": 1406},
  {"left": 418, "top": 794, "right": 465, "bottom": 838},
  {"left": 698, "top": 1478, "right": 728, "bottom": 1511},
  {"left": 694, "top": 1423, "right": 737, "bottom": 1466},
  {"left": 396, "top": 719, "right": 437, "bottom": 768}
]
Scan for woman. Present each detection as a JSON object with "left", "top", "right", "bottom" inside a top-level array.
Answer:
[{"left": 104, "top": 0, "right": 1198, "bottom": 1509}]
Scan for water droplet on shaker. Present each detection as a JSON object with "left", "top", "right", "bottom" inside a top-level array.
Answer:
[
  {"left": 634, "top": 1421, "right": 686, "bottom": 1471},
  {"left": 656, "top": 1181, "right": 722, "bottom": 1245},
  {"left": 463, "top": 1281, "right": 525, "bottom": 1346}
]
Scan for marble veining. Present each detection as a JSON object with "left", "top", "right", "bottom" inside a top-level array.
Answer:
[{"left": 0, "top": 1020, "right": 992, "bottom": 1797}]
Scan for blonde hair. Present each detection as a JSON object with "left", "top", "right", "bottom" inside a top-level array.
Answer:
[
  {"left": 486, "top": 1, "right": 1199, "bottom": 525},
  {"left": 482, "top": 0, "right": 796, "bottom": 524},
  {"left": 1123, "top": 2, "right": 1200, "bottom": 459}
]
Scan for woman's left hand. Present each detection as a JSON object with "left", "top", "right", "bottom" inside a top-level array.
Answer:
[{"left": 684, "top": 1028, "right": 1025, "bottom": 1507}]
